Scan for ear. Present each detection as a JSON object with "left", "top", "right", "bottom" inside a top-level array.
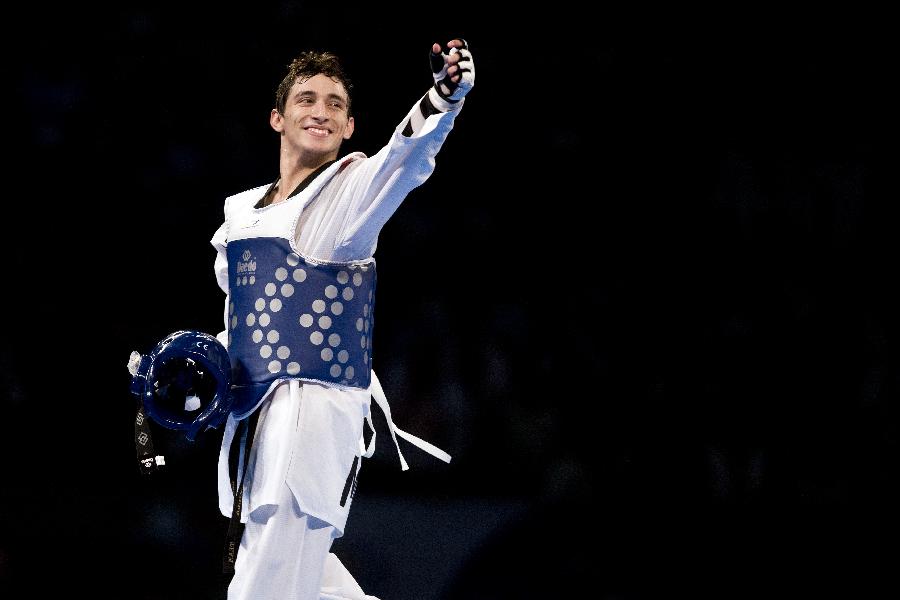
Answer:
[
  {"left": 343, "top": 116, "right": 355, "bottom": 140},
  {"left": 270, "top": 109, "right": 284, "bottom": 132}
]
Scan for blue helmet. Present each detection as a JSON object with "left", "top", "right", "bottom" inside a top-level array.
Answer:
[{"left": 128, "top": 330, "right": 233, "bottom": 441}]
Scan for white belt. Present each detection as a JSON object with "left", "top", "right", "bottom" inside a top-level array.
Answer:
[{"left": 362, "top": 370, "right": 451, "bottom": 470}]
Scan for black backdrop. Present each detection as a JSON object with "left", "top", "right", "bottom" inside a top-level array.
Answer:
[{"left": 2, "top": 3, "right": 896, "bottom": 599}]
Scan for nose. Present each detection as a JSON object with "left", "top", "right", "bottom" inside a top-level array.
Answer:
[{"left": 311, "top": 100, "right": 328, "bottom": 119}]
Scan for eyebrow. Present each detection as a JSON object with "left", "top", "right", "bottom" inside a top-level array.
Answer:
[{"left": 295, "top": 91, "right": 347, "bottom": 104}]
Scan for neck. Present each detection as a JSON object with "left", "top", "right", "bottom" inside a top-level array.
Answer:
[
  {"left": 278, "top": 147, "right": 337, "bottom": 185},
  {"left": 276, "top": 148, "right": 337, "bottom": 204},
  {"left": 262, "top": 158, "right": 338, "bottom": 209}
]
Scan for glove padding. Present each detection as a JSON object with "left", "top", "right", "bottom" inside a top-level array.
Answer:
[{"left": 430, "top": 39, "right": 475, "bottom": 103}]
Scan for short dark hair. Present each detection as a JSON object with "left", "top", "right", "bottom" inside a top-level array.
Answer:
[{"left": 275, "top": 51, "right": 353, "bottom": 116}]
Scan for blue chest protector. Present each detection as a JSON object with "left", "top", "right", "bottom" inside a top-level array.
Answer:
[{"left": 226, "top": 237, "right": 376, "bottom": 417}]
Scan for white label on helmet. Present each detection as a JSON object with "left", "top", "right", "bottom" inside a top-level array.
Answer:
[{"left": 185, "top": 395, "right": 202, "bottom": 412}]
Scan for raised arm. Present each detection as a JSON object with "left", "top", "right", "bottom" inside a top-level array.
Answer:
[
  {"left": 402, "top": 38, "right": 475, "bottom": 137},
  {"left": 323, "top": 38, "right": 475, "bottom": 258},
  {"left": 278, "top": 40, "right": 475, "bottom": 262}
]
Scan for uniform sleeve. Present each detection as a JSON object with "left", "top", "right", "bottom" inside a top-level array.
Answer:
[
  {"left": 210, "top": 200, "right": 230, "bottom": 294},
  {"left": 210, "top": 197, "right": 231, "bottom": 344},
  {"left": 334, "top": 93, "right": 463, "bottom": 257}
]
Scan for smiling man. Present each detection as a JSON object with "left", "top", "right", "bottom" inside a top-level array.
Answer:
[
  {"left": 262, "top": 64, "right": 355, "bottom": 206},
  {"left": 209, "top": 40, "right": 474, "bottom": 600}
]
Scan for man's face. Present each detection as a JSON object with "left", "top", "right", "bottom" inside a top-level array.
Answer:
[{"left": 272, "top": 73, "right": 354, "bottom": 160}]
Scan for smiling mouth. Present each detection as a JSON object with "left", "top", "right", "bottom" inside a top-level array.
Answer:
[{"left": 305, "top": 127, "right": 330, "bottom": 137}]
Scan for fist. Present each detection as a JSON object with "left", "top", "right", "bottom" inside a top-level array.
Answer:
[{"left": 430, "top": 39, "right": 475, "bottom": 103}]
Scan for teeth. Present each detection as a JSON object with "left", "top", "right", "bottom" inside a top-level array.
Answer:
[{"left": 306, "top": 127, "right": 329, "bottom": 137}]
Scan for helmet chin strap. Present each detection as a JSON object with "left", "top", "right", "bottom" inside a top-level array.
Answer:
[
  {"left": 128, "top": 350, "right": 166, "bottom": 474},
  {"left": 134, "top": 399, "right": 165, "bottom": 475}
]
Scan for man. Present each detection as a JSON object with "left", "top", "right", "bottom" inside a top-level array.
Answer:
[{"left": 209, "top": 39, "right": 474, "bottom": 599}]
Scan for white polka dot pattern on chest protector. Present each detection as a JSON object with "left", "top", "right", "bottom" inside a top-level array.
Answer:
[
  {"left": 227, "top": 240, "right": 375, "bottom": 389},
  {"left": 237, "top": 252, "right": 309, "bottom": 377},
  {"left": 304, "top": 262, "right": 375, "bottom": 384}
]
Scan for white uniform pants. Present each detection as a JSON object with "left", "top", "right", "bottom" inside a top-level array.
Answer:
[{"left": 228, "top": 483, "right": 379, "bottom": 600}]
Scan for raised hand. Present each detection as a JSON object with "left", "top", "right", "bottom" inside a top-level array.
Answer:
[{"left": 430, "top": 39, "right": 475, "bottom": 103}]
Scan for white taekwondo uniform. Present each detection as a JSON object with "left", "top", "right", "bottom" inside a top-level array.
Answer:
[{"left": 210, "top": 91, "right": 461, "bottom": 600}]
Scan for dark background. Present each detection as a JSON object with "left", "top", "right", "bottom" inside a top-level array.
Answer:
[{"left": 1, "top": 3, "right": 896, "bottom": 599}]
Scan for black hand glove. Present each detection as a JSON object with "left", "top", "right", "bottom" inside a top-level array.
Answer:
[{"left": 430, "top": 39, "right": 475, "bottom": 103}]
